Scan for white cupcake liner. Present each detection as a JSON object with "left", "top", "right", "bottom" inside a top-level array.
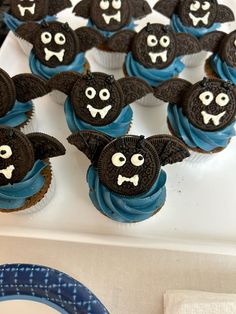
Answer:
[
  {"left": 136, "top": 93, "right": 166, "bottom": 107},
  {"left": 19, "top": 105, "right": 38, "bottom": 134},
  {"left": 49, "top": 90, "right": 67, "bottom": 106},
  {"left": 93, "top": 48, "right": 126, "bottom": 69},
  {"left": 15, "top": 35, "right": 33, "bottom": 57},
  {"left": 183, "top": 51, "right": 209, "bottom": 68},
  {"left": 185, "top": 149, "right": 221, "bottom": 163}
]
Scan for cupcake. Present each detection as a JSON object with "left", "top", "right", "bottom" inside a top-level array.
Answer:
[
  {"left": 108, "top": 23, "right": 201, "bottom": 106},
  {"left": 154, "top": 0, "right": 234, "bottom": 67},
  {"left": 0, "top": 68, "right": 50, "bottom": 133},
  {"left": 154, "top": 77, "right": 236, "bottom": 162},
  {"left": 4, "top": 0, "right": 72, "bottom": 55},
  {"left": 73, "top": 0, "right": 152, "bottom": 69},
  {"left": 201, "top": 30, "right": 236, "bottom": 83},
  {"left": 68, "top": 130, "right": 189, "bottom": 223},
  {"left": 16, "top": 21, "right": 104, "bottom": 104},
  {"left": 48, "top": 71, "right": 152, "bottom": 137},
  {"left": 0, "top": 126, "right": 65, "bottom": 213}
]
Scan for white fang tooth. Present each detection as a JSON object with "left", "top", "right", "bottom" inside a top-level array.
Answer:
[
  {"left": 18, "top": 3, "right": 36, "bottom": 16},
  {"left": 44, "top": 48, "right": 65, "bottom": 62}
]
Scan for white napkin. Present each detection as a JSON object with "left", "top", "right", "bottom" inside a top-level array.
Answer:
[{"left": 164, "top": 290, "right": 236, "bottom": 314}]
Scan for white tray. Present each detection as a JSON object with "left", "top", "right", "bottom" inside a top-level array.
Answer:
[{"left": 0, "top": 0, "right": 236, "bottom": 256}]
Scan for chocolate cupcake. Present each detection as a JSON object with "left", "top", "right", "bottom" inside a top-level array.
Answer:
[
  {"left": 3, "top": 0, "right": 72, "bottom": 55},
  {"left": 68, "top": 130, "right": 189, "bottom": 223},
  {"left": 155, "top": 77, "right": 236, "bottom": 162},
  {"left": 73, "top": 0, "right": 152, "bottom": 69},
  {"left": 0, "top": 68, "right": 50, "bottom": 133},
  {"left": 0, "top": 126, "right": 65, "bottom": 213},
  {"left": 49, "top": 71, "right": 151, "bottom": 137},
  {"left": 107, "top": 23, "right": 201, "bottom": 106}
]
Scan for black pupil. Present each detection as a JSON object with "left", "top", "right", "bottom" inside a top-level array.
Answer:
[
  {"left": 59, "top": 36, "right": 64, "bottom": 41},
  {"left": 151, "top": 39, "right": 156, "bottom": 43},
  {"left": 103, "top": 92, "right": 107, "bottom": 96},
  {"left": 119, "top": 157, "right": 125, "bottom": 162},
  {"left": 222, "top": 97, "right": 226, "bottom": 100},
  {"left": 0, "top": 150, "right": 6, "bottom": 155},
  {"left": 45, "top": 34, "right": 50, "bottom": 38},
  {"left": 138, "top": 156, "right": 143, "bottom": 160},
  {"left": 164, "top": 38, "right": 167, "bottom": 42},
  {"left": 88, "top": 90, "right": 92, "bottom": 95},
  {"left": 205, "top": 95, "right": 210, "bottom": 99}
]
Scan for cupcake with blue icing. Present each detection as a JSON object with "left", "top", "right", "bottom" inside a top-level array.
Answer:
[
  {"left": 68, "top": 130, "right": 189, "bottom": 223},
  {"left": 155, "top": 77, "right": 236, "bottom": 161},
  {"left": 0, "top": 68, "right": 50, "bottom": 133},
  {"left": 153, "top": 0, "right": 234, "bottom": 67},
  {"left": 0, "top": 126, "right": 65, "bottom": 213},
  {"left": 108, "top": 23, "right": 201, "bottom": 106},
  {"left": 73, "top": 0, "right": 151, "bottom": 69},
  {"left": 4, "top": 0, "right": 72, "bottom": 55},
  {"left": 49, "top": 71, "right": 152, "bottom": 137}
]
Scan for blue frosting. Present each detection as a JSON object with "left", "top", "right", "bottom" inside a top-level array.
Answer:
[
  {"left": 0, "top": 160, "right": 47, "bottom": 210},
  {"left": 171, "top": 14, "right": 220, "bottom": 38},
  {"left": 210, "top": 53, "right": 236, "bottom": 84},
  {"left": 125, "top": 52, "right": 185, "bottom": 86},
  {"left": 64, "top": 97, "right": 133, "bottom": 137},
  {"left": 87, "top": 166, "right": 167, "bottom": 223},
  {"left": 3, "top": 12, "right": 56, "bottom": 32},
  {"left": 87, "top": 19, "right": 135, "bottom": 38},
  {"left": 0, "top": 100, "right": 32, "bottom": 128},
  {"left": 29, "top": 51, "right": 86, "bottom": 80},
  {"left": 168, "top": 104, "right": 236, "bottom": 151}
]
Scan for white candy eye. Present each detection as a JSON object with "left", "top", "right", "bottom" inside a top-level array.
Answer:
[
  {"left": 131, "top": 154, "right": 144, "bottom": 167},
  {"left": 112, "top": 0, "right": 121, "bottom": 9},
  {"left": 112, "top": 152, "right": 126, "bottom": 167},
  {"left": 215, "top": 93, "right": 229, "bottom": 107},
  {"left": 99, "top": 88, "right": 110, "bottom": 101},
  {"left": 100, "top": 0, "right": 109, "bottom": 10},
  {"left": 85, "top": 87, "right": 96, "bottom": 99},
  {"left": 147, "top": 35, "right": 158, "bottom": 47},
  {"left": 234, "top": 39, "right": 236, "bottom": 47},
  {"left": 199, "top": 91, "right": 214, "bottom": 106},
  {"left": 0, "top": 145, "right": 12, "bottom": 159},
  {"left": 41, "top": 32, "right": 52, "bottom": 44},
  {"left": 190, "top": 1, "right": 200, "bottom": 11},
  {"left": 160, "top": 35, "right": 170, "bottom": 48},
  {"left": 54, "top": 33, "right": 66, "bottom": 45},
  {"left": 202, "top": 1, "right": 210, "bottom": 10}
]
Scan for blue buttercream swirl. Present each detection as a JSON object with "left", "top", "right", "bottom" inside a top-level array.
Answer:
[
  {"left": 168, "top": 104, "right": 236, "bottom": 151},
  {"left": 87, "top": 166, "right": 167, "bottom": 223},
  {"left": 0, "top": 160, "right": 47, "bottom": 210},
  {"left": 29, "top": 51, "right": 86, "bottom": 80},
  {"left": 210, "top": 53, "right": 236, "bottom": 84},
  {"left": 171, "top": 14, "right": 220, "bottom": 38},
  {"left": 87, "top": 19, "right": 135, "bottom": 38},
  {"left": 0, "top": 100, "right": 32, "bottom": 128},
  {"left": 3, "top": 12, "right": 56, "bottom": 32},
  {"left": 64, "top": 97, "right": 133, "bottom": 137},
  {"left": 125, "top": 52, "right": 185, "bottom": 86}
]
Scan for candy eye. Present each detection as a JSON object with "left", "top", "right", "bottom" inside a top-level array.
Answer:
[
  {"left": 215, "top": 93, "right": 229, "bottom": 107},
  {"left": 131, "top": 154, "right": 144, "bottom": 167},
  {"left": 147, "top": 35, "right": 158, "bottom": 47},
  {"left": 202, "top": 1, "right": 210, "bottom": 10},
  {"left": 99, "top": 88, "right": 110, "bottom": 101},
  {"left": 112, "top": 152, "right": 126, "bottom": 167},
  {"left": 0, "top": 145, "right": 12, "bottom": 159},
  {"left": 41, "top": 32, "right": 52, "bottom": 44},
  {"left": 112, "top": 0, "right": 121, "bottom": 9},
  {"left": 85, "top": 87, "right": 96, "bottom": 99},
  {"left": 199, "top": 91, "right": 214, "bottom": 106},
  {"left": 234, "top": 39, "right": 236, "bottom": 47},
  {"left": 160, "top": 35, "right": 170, "bottom": 48},
  {"left": 100, "top": 0, "right": 109, "bottom": 10},
  {"left": 190, "top": 1, "right": 200, "bottom": 11},
  {"left": 54, "top": 33, "right": 66, "bottom": 45}
]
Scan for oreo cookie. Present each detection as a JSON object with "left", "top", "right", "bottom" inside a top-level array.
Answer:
[
  {"left": 10, "top": 0, "right": 72, "bottom": 22},
  {"left": 68, "top": 131, "right": 189, "bottom": 196},
  {"left": 48, "top": 71, "right": 152, "bottom": 126}
]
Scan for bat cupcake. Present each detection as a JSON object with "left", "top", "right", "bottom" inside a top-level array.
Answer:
[
  {"left": 68, "top": 130, "right": 189, "bottom": 223},
  {"left": 0, "top": 126, "right": 65, "bottom": 213},
  {"left": 0, "top": 68, "right": 50, "bottom": 133},
  {"left": 154, "top": 77, "right": 236, "bottom": 160},
  {"left": 48, "top": 71, "right": 152, "bottom": 137},
  {"left": 73, "top": 0, "right": 152, "bottom": 69}
]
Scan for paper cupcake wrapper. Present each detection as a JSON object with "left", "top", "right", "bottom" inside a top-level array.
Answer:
[
  {"left": 15, "top": 34, "right": 33, "bottom": 56},
  {"left": 49, "top": 90, "right": 67, "bottom": 106},
  {"left": 93, "top": 48, "right": 125, "bottom": 69},
  {"left": 183, "top": 51, "right": 209, "bottom": 68},
  {"left": 19, "top": 105, "right": 38, "bottom": 134},
  {"left": 186, "top": 149, "right": 220, "bottom": 163},
  {"left": 136, "top": 93, "right": 166, "bottom": 107}
]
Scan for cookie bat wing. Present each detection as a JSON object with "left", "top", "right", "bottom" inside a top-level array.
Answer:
[
  {"left": 48, "top": 71, "right": 82, "bottom": 95},
  {"left": 107, "top": 30, "right": 136, "bottom": 53},
  {"left": 176, "top": 33, "right": 201, "bottom": 56}
]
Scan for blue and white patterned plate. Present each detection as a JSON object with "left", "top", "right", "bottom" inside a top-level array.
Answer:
[{"left": 0, "top": 264, "right": 109, "bottom": 314}]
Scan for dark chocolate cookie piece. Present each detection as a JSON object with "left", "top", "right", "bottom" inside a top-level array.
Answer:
[
  {"left": 10, "top": 0, "right": 49, "bottom": 22},
  {"left": 219, "top": 30, "right": 236, "bottom": 67},
  {"left": 0, "top": 69, "right": 16, "bottom": 117}
]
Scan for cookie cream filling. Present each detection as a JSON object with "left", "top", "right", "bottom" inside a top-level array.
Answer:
[
  {"left": 201, "top": 111, "right": 226, "bottom": 126},
  {"left": 189, "top": 12, "right": 210, "bottom": 26},
  {"left": 117, "top": 174, "right": 139, "bottom": 186},
  {"left": 44, "top": 48, "right": 65, "bottom": 62},
  {"left": 0, "top": 165, "right": 15, "bottom": 179},
  {"left": 87, "top": 104, "right": 112, "bottom": 119},
  {"left": 149, "top": 50, "right": 168, "bottom": 63},
  {"left": 102, "top": 11, "right": 121, "bottom": 24},
  {"left": 18, "top": 3, "right": 36, "bottom": 16}
]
